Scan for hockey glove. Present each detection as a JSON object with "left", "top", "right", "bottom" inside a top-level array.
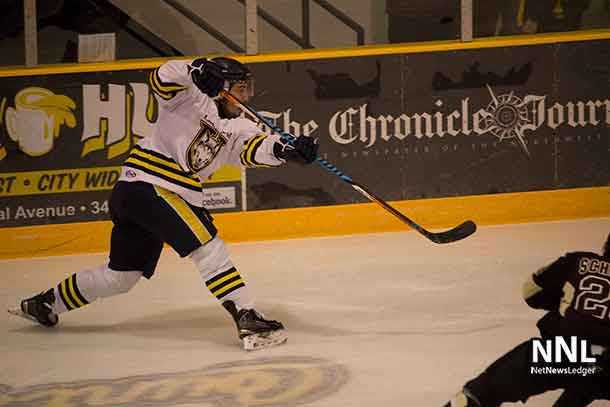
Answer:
[
  {"left": 273, "top": 136, "right": 318, "bottom": 164},
  {"left": 190, "top": 58, "right": 225, "bottom": 97}
]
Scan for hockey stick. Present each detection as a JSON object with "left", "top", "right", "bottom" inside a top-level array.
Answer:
[{"left": 221, "top": 90, "right": 476, "bottom": 244}]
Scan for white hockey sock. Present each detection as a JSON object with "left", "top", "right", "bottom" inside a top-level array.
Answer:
[
  {"left": 52, "top": 265, "right": 142, "bottom": 314},
  {"left": 190, "top": 236, "right": 253, "bottom": 310}
]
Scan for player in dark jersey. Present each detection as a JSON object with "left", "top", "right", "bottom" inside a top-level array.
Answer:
[{"left": 444, "top": 232, "right": 610, "bottom": 407}]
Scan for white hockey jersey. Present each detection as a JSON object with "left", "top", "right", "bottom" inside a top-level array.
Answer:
[{"left": 118, "top": 59, "right": 284, "bottom": 206}]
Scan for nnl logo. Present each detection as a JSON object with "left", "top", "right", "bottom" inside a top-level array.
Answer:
[{"left": 532, "top": 336, "right": 597, "bottom": 363}]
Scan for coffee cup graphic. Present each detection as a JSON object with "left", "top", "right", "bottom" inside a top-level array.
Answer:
[{"left": 5, "top": 87, "right": 76, "bottom": 157}]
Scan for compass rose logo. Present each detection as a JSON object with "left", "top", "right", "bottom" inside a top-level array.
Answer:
[
  {"left": 480, "top": 85, "right": 537, "bottom": 156},
  {"left": 481, "top": 85, "right": 536, "bottom": 156}
]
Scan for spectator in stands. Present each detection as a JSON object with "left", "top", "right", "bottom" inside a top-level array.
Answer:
[{"left": 516, "top": 0, "right": 592, "bottom": 33}]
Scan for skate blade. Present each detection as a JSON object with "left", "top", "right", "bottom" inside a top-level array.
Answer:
[
  {"left": 7, "top": 307, "right": 37, "bottom": 323},
  {"left": 242, "top": 329, "right": 287, "bottom": 351}
]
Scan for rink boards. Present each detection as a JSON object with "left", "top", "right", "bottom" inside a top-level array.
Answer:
[
  {"left": 0, "top": 186, "right": 607, "bottom": 259},
  {"left": 0, "top": 30, "right": 609, "bottom": 259}
]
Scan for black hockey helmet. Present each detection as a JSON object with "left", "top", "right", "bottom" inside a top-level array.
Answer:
[
  {"left": 211, "top": 57, "right": 253, "bottom": 96},
  {"left": 211, "top": 57, "right": 254, "bottom": 118},
  {"left": 604, "top": 232, "right": 610, "bottom": 258}
]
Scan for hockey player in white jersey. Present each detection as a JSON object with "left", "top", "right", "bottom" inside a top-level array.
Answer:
[{"left": 10, "top": 56, "right": 318, "bottom": 351}]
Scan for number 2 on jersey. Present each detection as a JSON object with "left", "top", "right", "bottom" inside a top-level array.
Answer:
[{"left": 561, "top": 276, "right": 610, "bottom": 320}]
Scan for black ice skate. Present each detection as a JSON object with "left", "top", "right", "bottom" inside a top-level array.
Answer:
[
  {"left": 8, "top": 289, "right": 58, "bottom": 327},
  {"left": 223, "top": 300, "right": 287, "bottom": 351}
]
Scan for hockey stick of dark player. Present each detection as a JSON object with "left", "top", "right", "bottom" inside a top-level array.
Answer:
[{"left": 221, "top": 90, "right": 476, "bottom": 244}]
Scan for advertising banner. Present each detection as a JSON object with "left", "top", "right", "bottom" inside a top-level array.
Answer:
[
  {"left": 0, "top": 70, "right": 242, "bottom": 227},
  {"left": 1, "top": 39, "right": 608, "bottom": 227},
  {"left": 246, "top": 40, "right": 610, "bottom": 210}
]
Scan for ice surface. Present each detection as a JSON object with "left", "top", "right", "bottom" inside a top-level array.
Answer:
[{"left": 2, "top": 217, "right": 609, "bottom": 406}]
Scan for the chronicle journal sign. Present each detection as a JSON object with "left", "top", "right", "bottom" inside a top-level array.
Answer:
[{"left": 246, "top": 40, "right": 609, "bottom": 210}]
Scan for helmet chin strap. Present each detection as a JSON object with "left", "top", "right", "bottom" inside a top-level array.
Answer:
[
  {"left": 217, "top": 84, "right": 251, "bottom": 119},
  {"left": 215, "top": 96, "right": 241, "bottom": 119}
]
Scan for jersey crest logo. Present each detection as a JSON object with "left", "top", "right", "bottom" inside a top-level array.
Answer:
[{"left": 186, "top": 119, "right": 227, "bottom": 172}]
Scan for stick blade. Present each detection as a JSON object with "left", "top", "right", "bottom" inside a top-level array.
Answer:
[
  {"left": 8, "top": 307, "right": 36, "bottom": 323},
  {"left": 426, "top": 220, "right": 477, "bottom": 244}
]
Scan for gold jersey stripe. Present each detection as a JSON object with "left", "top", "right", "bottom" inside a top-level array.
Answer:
[
  {"left": 154, "top": 186, "right": 213, "bottom": 244},
  {"left": 240, "top": 134, "right": 273, "bottom": 168},
  {"left": 211, "top": 278, "right": 245, "bottom": 297},
  {"left": 125, "top": 157, "right": 202, "bottom": 187},
  {"left": 149, "top": 69, "right": 187, "bottom": 100},
  {"left": 206, "top": 271, "right": 240, "bottom": 291},
  {"left": 152, "top": 68, "right": 188, "bottom": 92},
  {"left": 149, "top": 71, "right": 173, "bottom": 100},
  {"left": 240, "top": 136, "right": 258, "bottom": 165},
  {"left": 245, "top": 135, "right": 265, "bottom": 165},
  {"left": 131, "top": 149, "right": 197, "bottom": 179},
  {"left": 239, "top": 150, "right": 248, "bottom": 167},
  {"left": 244, "top": 134, "right": 265, "bottom": 162}
]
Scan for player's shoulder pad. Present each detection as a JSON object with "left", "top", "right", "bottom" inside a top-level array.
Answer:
[{"left": 149, "top": 60, "right": 189, "bottom": 101}]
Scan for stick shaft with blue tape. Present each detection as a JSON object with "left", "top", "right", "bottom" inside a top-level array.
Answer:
[{"left": 221, "top": 90, "right": 476, "bottom": 244}]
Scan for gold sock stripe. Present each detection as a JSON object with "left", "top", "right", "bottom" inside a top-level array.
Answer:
[
  {"left": 205, "top": 267, "right": 245, "bottom": 299},
  {"left": 206, "top": 270, "right": 240, "bottom": 291},
  {"left": 58, "top": 279, "right": 76, "bottom": 310},
  {"left": 213, "top": 279, "right": 245, "bottom": 299},
  {"left": 205, "top": 267, "right": 237, "bottom": 285},
  {"left": 68, "top": 274, "right": 89, "bottom": 307},
  {"left": 57, "top": 274, "right": 88, "bottom": 310}
]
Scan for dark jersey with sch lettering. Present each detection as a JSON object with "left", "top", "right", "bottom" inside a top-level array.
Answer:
[{"left": 525, "top": 251, "right": 610, "bottom": 347}]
